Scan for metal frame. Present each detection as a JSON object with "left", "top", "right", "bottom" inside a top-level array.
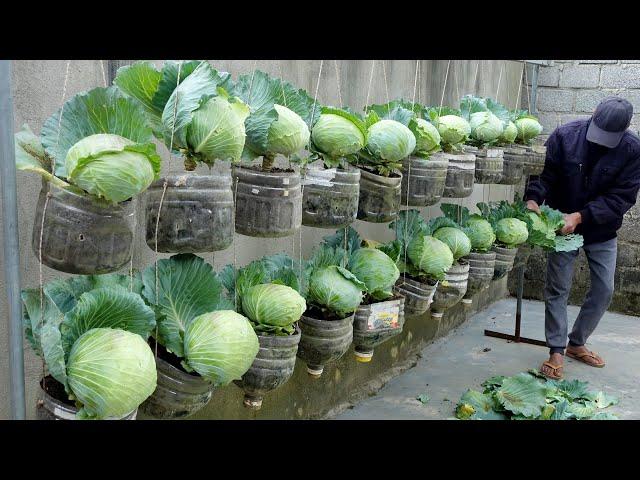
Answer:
[{"left": 1, "top": 60, "right": 26, "bottom": 419}]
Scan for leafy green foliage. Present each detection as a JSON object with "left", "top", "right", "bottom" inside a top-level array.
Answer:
[{"left": 456, "top": 371, "right": 619, "bottom": 420}]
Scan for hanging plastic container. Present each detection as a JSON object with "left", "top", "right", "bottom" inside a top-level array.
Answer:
[
  {"left": 32, "top": 182, "right": 134, "bottom": 275},
  {"left": 400, "top": 154, "right": 449, "bottom": 207},
  {"left": 235, "top": 327, "right": 301, "bottom": 410},
  {"left": 36, "top": 377, "right": 137, "bottom": 420},
  {"left": 144, "top": 174, "right": 234, "bottom": 253},
  {"left": 301, "top": 165, "right": 360, "bottom": 228},
  {"left": 431, "top": 261, "right": 470, "bottom": 316},
  {"left": 352, "top": 296, "right": 405, "bottom": 362},
  {"left": 357, "top": 167, "right": 402, "bottom": 223},
  {"left": 474, "top": 147, "right": 504, "bottom": 184},
  {"left": 393, "top": 277, "right": 438, "bottom": 316},
  {"left": 442, "top": 152, "right": 476, "bottom": 198},
  {"left": 296, "top": 313, "right": 354, "bottom": 377},
  {"left": 500, "top": 146, "right": 526, "bottom": 185},
  {"left": 233, "top": 166, "right": 302, "bottom": 238},
  {"left": 139, "top": 356, "right": 215, "bottom": 419},
  {"left": 462, "top": 251, "right": 496, "bottom": 304},
  {"left": 492, "top": 245, "right": 518, "bottom": 279},
  {"left": 523, "top": 145, "right": 546, "bottom": 176}
]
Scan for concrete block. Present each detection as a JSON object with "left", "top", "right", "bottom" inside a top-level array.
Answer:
[
  {"left": 537, "top": 66, "right": 560, "bottom": 87},
  {"left": 600, "top": 64, "right": 640, "bottom": 88},
  {"left": 559, "top": 64, "right": 601, "bottom": 88},
  {"left": 536, "top": 88, "right": 575, "bottom": 112},
  {"left": 578, "top": 60, "right": 618, "bottom": 64}
]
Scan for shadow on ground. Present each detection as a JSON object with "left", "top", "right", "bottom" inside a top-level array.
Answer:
[{"left": 333, "top": 298, "right": 640, "bottom": 420}]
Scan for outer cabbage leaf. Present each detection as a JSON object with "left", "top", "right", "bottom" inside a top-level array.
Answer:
[
  {"left": 347, "top": 247, "right": 399, "bottom": 300},
  {"left": 241, "top": 283, "right": 306, "bottom": 333},
  {"left": 455, "top": 389, "right": 507, "bottom": 420},
  {"left": 365, "top": 119, "right": 416, "bottom": 163},
  {"left": 433, "top": 226, "right": 472, "bottom": 261},
  {"left": 407, "top": 234, "right": 454, "bottom": 281},
  {"left": 308, "top": 265, "right": 365, "bottom": 317},
  {"left": 494, "top": 372, "right": 547, "bottom": 418}
]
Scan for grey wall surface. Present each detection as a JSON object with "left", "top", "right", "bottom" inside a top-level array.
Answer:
[
  {"left": 511, "top": 61, "right": 640, "bottom": 316},
  {"left": 1, "top": 59, "right": 524, "bottom": 419}
]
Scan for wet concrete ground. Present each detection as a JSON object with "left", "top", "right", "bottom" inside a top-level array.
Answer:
[{"left": 333, "top": 298, "right": 640, "bottom": 420}]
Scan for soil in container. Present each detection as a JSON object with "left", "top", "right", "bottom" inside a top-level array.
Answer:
[
  {"left": 233, "top": 165, "right": 302, "bottom": 238},
  {"left": 32, "top": 182, "right": 135, "bottom": 275},
  {"left": 400, "top": 154, "right": 449, "bottom": 207},
  {"left": 302, "top": 164, "right": 360, "bottom": 228},
  {"left": 352, "top": 294, "right": 405, "bottom": 362},
  {"left": 145, "top": 174, "right": 234, "bottom": 253},
  {"left": 297, "top": 307, "right": 354, "bottom": 377},
  {"left": 357, "top": 166, "right": 402, "bottom": 223},
  {"left": 140, "top": 338, "right": 215, "bottom": 419}
]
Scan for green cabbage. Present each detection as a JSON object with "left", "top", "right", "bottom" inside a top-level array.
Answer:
[
  {"left": 183, "top": 310, "right": 259, "bottom": 386},
  {"left": 515, "top": 117, "right": 543, "bottom": 145},
  {"left": 267, "top": 104, "right": 311, "bottom": 156},
  {"left": 496, "top": 218, "right": 529, "bottom": 247},
  {"left": 470, "top": 111, "right": 504, "bottom": 144},
  {"left": 66, "top": 327, "right": 157, "bottom": 419},
  {"left": 308, "top": 265, "right": 365, "bottom": 317},
  {"left": 366, "top": 119, "right": 416, "bottom": 163},
  {"left": 407, "top": 234, "right": 454, "bottom": 281},
  {"left": 437, "top": 115, "right": 471, "bottom": 147},
  {"left": 433, "top": 227, "right": 472, "bottom": 261},
  {"left": 410, "top": 118, "right": 441, "bottom": 155},
  {"left": 65, "top": 134, "right": 160, "bottom": 203},
  {"left": 499, "top": 121, "right": 518, "bottom": 144},
  {"left": 311, "top": 112, "right": 365, "bottom": 158},
  {"left": 348, "top": 247, "right": 400, "bottom": 300},
  {"left": 464, "top": 216, "right": 496, "bottom": 252},
  {"left": 242, "top": 283, "right": 306, "bottom": 328}
]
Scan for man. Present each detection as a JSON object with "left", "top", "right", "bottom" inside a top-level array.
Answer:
[{"left": 524, "top": 97, "right": 640, "bottom": 380}]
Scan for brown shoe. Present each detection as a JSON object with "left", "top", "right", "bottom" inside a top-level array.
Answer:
[
  {"left": 540, "top": 361, "right": 564, "bottom": 380},
  {"left": 566, "top": 348, "right": 605, "bottom": 368}
]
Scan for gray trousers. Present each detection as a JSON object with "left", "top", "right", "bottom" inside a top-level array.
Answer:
[{"left": 544, "top": 238, "right": 617, "bottom": 354}]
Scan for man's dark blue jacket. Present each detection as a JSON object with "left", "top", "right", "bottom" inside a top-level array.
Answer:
[{"left": 525, "top": 119, "right": 640, "bottom": 245}]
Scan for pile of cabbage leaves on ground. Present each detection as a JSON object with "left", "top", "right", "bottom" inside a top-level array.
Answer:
[{"left": 455, "top": 370, "right": 619, "bottom": 420}]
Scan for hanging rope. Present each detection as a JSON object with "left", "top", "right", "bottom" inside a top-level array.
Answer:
[
  {"left": 382, "top": 60, "right": 391, "bottom": 115},
  {"left": 334, "top": 60, "right": 343, "bottom": 108},
  {"left": 515, "top": 61, "right": 525, "bottom": 110},
  {"left": 438, "top": 60, "right": 451, "bottom": 116},
  {"left": 524, "top": 62, "right": 531, "bottom": 111},
  {"left": 473, "top": 60, "right": 481, "bottom": 93},
  {"left": 100, "top": 60, "right": 107, "bottom": 88},
  {"left": 495, "top": 63, "right": 504, "bottom": 101},
  {"left": 365, "top": 60, "right": 376, "bottom": 108},
  {"left": 454, "top": 61, "right": 460, "bottom": 103}
]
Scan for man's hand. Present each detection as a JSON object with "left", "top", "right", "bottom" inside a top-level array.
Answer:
[
  {"left": 526, "top": 200, "right": 541, "bottom": 214},
  {"left": 561, "top": 212, "right": 582, "bottom": 235}
]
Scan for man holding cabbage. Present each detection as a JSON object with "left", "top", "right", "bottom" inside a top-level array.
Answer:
[{"left": 524, "top": 97, "right": 640, "bottom": 379}]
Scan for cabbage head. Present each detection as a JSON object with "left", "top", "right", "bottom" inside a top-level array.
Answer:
[
  {"left": 184, "top": 310, "right": 259, "bottom": 386},
  {"left": 66, "top": 328, "right": 157, "bottom": 419},
  {"left": 407, "top": 234, "right": 454, "bottom": 281},
  {"left": 515, "top": 117, "right": 543, "bottom": 144},
  {"left": 65, "top": 133, "right": 161, "bottom": 203},
  {"left": 499, "top": 121, "right": 518, "bottom": 144},
  {"left": 470, "top": 111, "right": 504, "bottom": 144},
  {"left": 366, "top": 119, "right": 416, "bottom": 163},
  {"left": 464, "top": 217, "right": 496, "bottom": 252},
  {"left": 410, "top": 118, "right": 441, "bottom": 155},
  {"left": 348, "top": 247, "right": 400, "bottom": 300},
  {"left": 433, "top": 227, "right": 472, "bottom": 261},
  {"left": 242, "top": 283, "right": 306, "bottom": 327},
  {"left": 437, "top": 115, "right": 471, "bottom": 146},
  {"left": 267, "top": 104, "right": 311, "bottom": 156},
  {"left": 496, "top": 218, "right": 529, "bottom": 247},
  {"left": 311, "top": 113, "right": 365, "bottom": 158},
  {"left": 308, "top": 265, "right": 365, "bottom": 317}
]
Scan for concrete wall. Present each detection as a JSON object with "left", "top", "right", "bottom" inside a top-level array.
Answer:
[
  {"left": 1, "top": 59, "right": 524, "bottom": 419},
  {"left": 510, "top": 61, "right": 640, "bottom": 316}
]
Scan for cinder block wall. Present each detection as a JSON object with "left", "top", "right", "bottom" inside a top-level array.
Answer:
[{"left": 509, "top": 60, "right": 640, "bottom": 316}]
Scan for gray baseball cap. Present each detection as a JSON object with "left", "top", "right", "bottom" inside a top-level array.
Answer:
[{"left": 586, "top": 96, "right": 633, "bottom": 148}]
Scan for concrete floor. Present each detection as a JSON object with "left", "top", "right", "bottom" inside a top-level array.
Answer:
[{"left": 334, "top": 298, "right": 640, "bottom": 420}]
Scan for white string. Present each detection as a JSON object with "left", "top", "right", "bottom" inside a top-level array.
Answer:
[
  {"left": 473, "top": 60, "right": 481, "bottom": 93},
  {"left": 411, "top": 60, "right": 419, "bottom": 110},
  {"left": 524, "top": 62, "right": 531, "bottom": 111},
  {"left": 334, "top": 60, "right": 343, "bottom": 108},
  {"left": 438, "top": 60, "right": 451, "bottom": 115},
  {"left": 495, "top": 63, "right": 504, "bottom": 101},
  {"left": 515, "top": 61, "right": 525, "bottom": 110},
  {"left": 365, "top": 60, "right": 376, "bottom": 108},
  {"left": 382, "top": 60, "right": 390, "bottom": 114},
  {"left": 454, "top": 61, "right": 460, "bottom": 102},
  {"left": 100, "top": 60, "right": 107, "bottom": 87}
]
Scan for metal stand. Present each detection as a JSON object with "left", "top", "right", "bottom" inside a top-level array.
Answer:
[{"left": 484, "top": 264, "right": 547, "bottom": 347}]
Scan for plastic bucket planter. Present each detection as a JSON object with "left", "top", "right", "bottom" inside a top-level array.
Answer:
[
  {"left": 233, "top": 165, "right": 302, "bottom": 238},
  {"left": 400, "top": 154, "right": 449, "bottom": 207},
  {"left": 36, "top": 377, "right": 137, "bottom": 420},
  {"left": 462, "top": 251, "right": 496, "bottom": 303},
  {"left": 442, "top": 152, "right": 476, "bottom": 198},
  {"left": 144, "top": 174, "right": 234, "bottom": 253},
  {"left": 474, "top": 147, "right": 504, "bottom": 184},
  {"left": 352, "top": 295, "right": 405, "bottom": 362},
  {"left": 393, "top": 277, "right": 438, "bottom": 316},
  {"left": 500, "top": 145, "right": 526, "bottom": 185},
  {"left": 32, "top": 182, "right": 135, "bottom": 275},
  {"left": 431, "top": 261, "right": 470, "bottom": 316},
  {"left": 357, "top": 167, "right": 402, "bottom": 223},
  {"left": 297, "top": 312, "right": 354, "bottom": 377},
  {"left": 492, "top": 245, "right": 518, "bottom": 279},
  {"left": 301, "top": 164, "right": 360, "bottom": 229},
  {"left": 235, "top": 326, "right": 301, "bottom": 410},
  {"left": 522, "top": 145, "right": 546, "bottom": 176}
]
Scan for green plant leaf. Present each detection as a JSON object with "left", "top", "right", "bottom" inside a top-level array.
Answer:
[
  {"left": 495, "top": 373, "right": 547, "bottom": 418},
  {"left": 389, "top": 209, "right": 430, "bottom": 250},
  {"left": 152, "top": 60, "right": 207, "bottom": 113},
  {"left": 555, "top": 379, "right": 591, "bottom": 401},
  {"left": 416, "top": 393, "right": 430, "bottom": 404},
  {"left": 41, "top": 86, "right": 154, "bottom": 178},
  {"left": 481, "top": 375, "right": 506, "bottom": 393},
  {"left": 142, "top": 254, "right": 225, "bottom": 357},
  {"left": 40, "top": 322, "right": 68, "bottom": 388},
  {"left": 459, "top": 94, "right": 488, "bottom": 120},
  {"left": 322, "top": 226, "right": 362, "bottom": 255},
  {"left": 590, "top": 391, "right": 619, "bottom": 409},
  {"left": 565, "top": 401, "right": 597, "bottom": 419},
  {"left": 590, "top": 412, "right": 618, "bottom": 420},
  {"left": 455, "top": 390, "right": 506, "bottom": 420}
]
